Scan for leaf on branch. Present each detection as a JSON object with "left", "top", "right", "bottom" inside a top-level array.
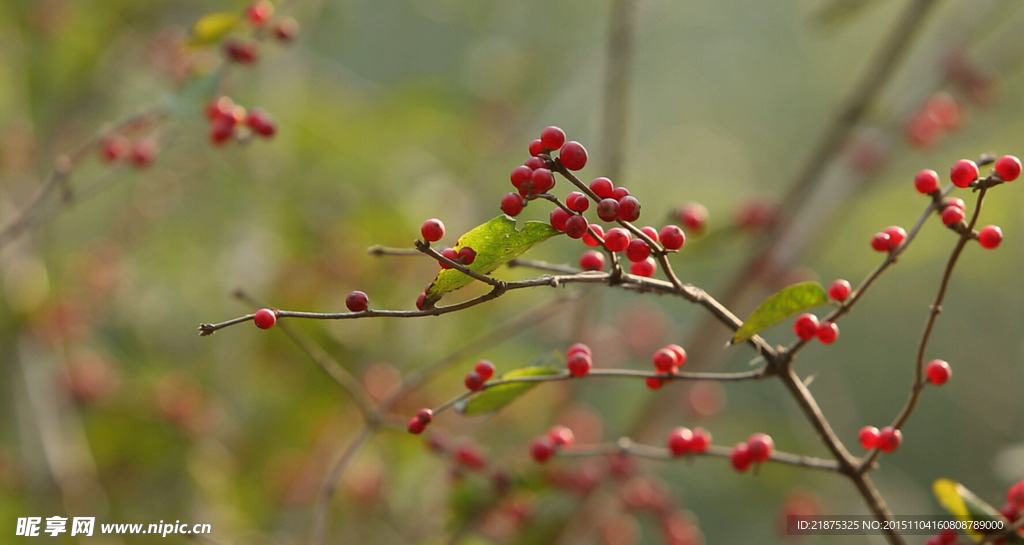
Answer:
[
  {"left": 455, "top": 352, "right": 563, "bottom": 416},
  {"left": 933, "top": 478, "right": 1024, "bottom": 543},
  {"left": 732, "top": 281, "right": 828, "bottom": 344},
  {"left": 422, "top": 215, "right": 560, "bottom": 307},
  {"left": 188, "top": 12, "right": 241, "bottom": 47}
]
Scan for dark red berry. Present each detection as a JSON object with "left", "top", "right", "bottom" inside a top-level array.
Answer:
[
  {"left": 689, "top": 427, "right": 711, "bottom": 453},
  {"left": 579, "top": 250, "right": 606, "bottom": 271},
  {"left": 746, "top": 433, "right": 774, "bottom": 463},
  {"left": 528, "top": 139, "right": 545, "bottom": 157},
  {"left": 604, "top": 227, "right": 630, "bottom": 252},
  {"left": 524, "top": 156, "right": 546, "bottom": 170},
  {"left": 345, "top": 290, "right": 369, "bottom": 312},
  {"left": 224, "top": 39, "right": 259, "bottom": 63},
  {"left": 590, "top": 177, "right": 614, "bottom": 198},
  {"left": 567, "top": 353, "right": 592, "bottom": 377},
  {"left": 995, "top": 155, "right": 1021, "bottom": 181},
  {"left": 828, "top": 279, "right": 851, "bottom": 302},
  {"left": 531, "top": 168, "right": 555, "bottom": 193},
  {"left": 640, "top": 226, "right": 659, "bottom": 243},
  {"left": 667, "top": 427, "right": 694, "bottom": 456},
  {"left": 273, "top": 17, "right": 299, "bottom": 41},
  {"left": 877, "top": 427, "right": 902, "bottom": 453},
  {"left": 416, "top": 292, "right": 428, "bottom": 310},
  {"left": 439, "top": 248, "right": 458, "bottom": 269},
  {"left": 666, "top": 344, "right": 687, "bottom": 366},
  {"left": 550, "top": 208, "right": 571, "bottom": 231},
  {"left": 652, "top": 348, "right": 680, "bottom": 373},
  {"left": 416, "top": 408, "right": 434, "bottom": 423},
  {"left": 914, "top": 169, "right": 940, "bottom": 194},
  {"left": 530, "top": 436, "right": 556, "bottom": 463},
  {"left": 870, "top": 232, "right": 891, "bottom": 252},
  {"left": 925, "top": 359, "right": 951, "bottom": 385},
  {"left": 625, "top": 238, "right": 652, "bottom": 262},
  {"left": 941, "top": 205, "right": 965, "bottom": 226},
  {"left": 548, "top": 425, "right": 574, "bottom": 446},
  {"left": 559, "top": 141, "right": 588, "bottom": 170},
  {"left": 597, "top": 198, "right": 620, "bottom": 222},
  {"left": 408, "top": 416, "right": 427, "bottom": 434},
  {"left": 730, "top": 443, "right": 753, "bottom": 472},
  {"left": 611, "top": 187, "right": 631, "bottom": 200},
  {"left": 209, "top": 116, "right": 236, "bottom": 145},
  {"left": 677, "top": 203, "right": 708, "bottom": 234},
  {"left": 566, "top": 191, "right": 590, "bottom": 212},
  {"left": 510, "top": 165, "right": 533, "bottom": 188},
  {"left": 565, "top": 214, "right": 589, "bottom": 239},
  {"left": 246, "top": 1, "right": 274, "bottom": 25},
  {"left": 421, "top": 218, "right": 445, "bottom": 242},
  {"left": 245, "top": 108, "right": 277, "bottom": 137},
  {"left": 464, "top": 371, "right": 486, "bottom": 391},
  {"left": 978, "top": 225, "right": 1003, "bottom": 249},
  {"left": 582, "top": 224, "right": 605, "bottom": 247},
  {"left": 474, "top": 360, "right": 495, "bottom": 380},
  {"left": 540, "top": 126, "right": 566, "bottom": 151},
  {"left": 567, "top": 343, "right": 592, "bottom": 357},
  {"left": 817, "top": 321, "right": 839, "bottom": 344},
  {"left": 618, "top": 196, "right": 641, "bottom": 222},
  {"left": 630, "top": 257, "right": 656, "bottom": 277},
  {"left": 645, "top": 376, "right": 665, "bottom": 390},
  {"left": 501, "top": 193, "right": 525, "bottom": 216},
  {"left": 884, "top": 226, "right": 906, "bottom": 249},
  {"left": 858, "top": 426, "right": 880, "bottom": 450},
  {"left": 254, "top": 308, "right": 277, "bottom": 329},
  {"left": 457, "top": 247, "right": 476, "bottom": 265},
  {"left": 794, "top": 313, "right": 819, "bottom": 340},
  {"left": 950, "top": 159, "right": 979, "bottom": 188},
  {"left": 660, "top": 225, "right": 685, "bottom": 250}
]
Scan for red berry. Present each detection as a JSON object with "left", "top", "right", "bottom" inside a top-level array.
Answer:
[
  {"left": 566, "top": 191, "right": 590, "bottom": 212},
  {"left": 454, "top": 443, "right": 486, "bottom": 469},
  {"left": 421, "top": 218, "right": 445, "bottom": 242},
  {"left": 884, "top": 226, "right": 906, "bottom": 249},
  {"left": 870, "top": 232, "right": 891, "bottom": 252},
  {"left": 640, "top": 226, "right": 659, "bottom": 242},
  {"left": 273, "top": 17, "right": 299, "bottom": 41},
  {"left": 567, "top": 343, "right": 592, "bottom": 357},
  {"left": 99, "top": 134, "right": 129, "bottom": 162},
  {"left": 464, "top": 371, "right": 485, "bottom": 391},
  {"left": 858, "top": 426, "right": 880, "bottom": 450},
  {"left": 206, "top": 96, "right": 235, "bottom": 121},
  {"left": 625, "top": 238, "right": 652, "bottom": 262},
  {"left": 254, "top": 308, "right": 277, "bottom": 329},
  {"left": 926, "top": 359, "right": 951, "bottom": 385},
  {"left": 596, "top": 198, "right": 621, "bottom": 222},
  {"left": 224, "top": 39, "right": 259, "bottom": 63},
  {"left": 407, "top": 416, "right": 427, "bottom": 434},
  {"left": 345, "top": 290, "right": 369, "bottom": 312},
  {"left": 550, "top": 208, "right": 571, "bottom": 231},
  {"left": 660, "top": 225, "right": 685, "bottom": 250},
  {"left": 941, "top": 205, "right": 965, "bottom": 226},
  {"left": 667, "top": 427, "right": 694, "bottom": 456},
  {"left": 1007, "top": 479, "right": 1024, "bottom": 510},
  {"left": 559, "top": 141, "right": 588, "bottom": 170},
  {"left": 457, "top": 247, "right": 476, "bottom": 265},
  {"left": 950, "top": 159, "right": 979, "bottom": 188},
  {"left": 567, "top": 353, "right": 592, "bottom": 377},
  {"left": 246, "top": 0, "right": 274, "bottom": 25},
  {"left": 618, "top": 195, "right": 641, "bottom": 222},
  {"left": 611, "top": 187, "right": 631, "bottom": 200},
  {"left": 475, "top": 360, "right": 495, "bottom": 380},
  {"left": 531, "top": 168, "right": 555, "bottom": 193},
  {"left": 730, "top": 443, "right": 753, "bottom": 472},
  {"left": 677, "top": 203, "right": 708, "bottom": 234},
  {"left": 817, "top": 321, "right": 839, "bottom": 344},
  {"left": 666, "top": 344, "right": 687, "bottom": 366},
  {"left": 645, "top": 376, "right": 665, "bottom": 390},
  {"left": 877, "top": 427, "right": 902, "bottom": 453},
  {"left": 530, "top": 436, "right": 556, "bottom": 463},
  {"left": 501, "top": 193, "right": 525, "bottom": 216},
  {"left": 528, "top": 139, "right": 545, "bottom": 157},
  {"left": 978, "top": 225, "right": 1003, "bottom": 249},
  {"left": 510, "top": 165, "right": 533, "bottom": 188},
  {"left": 524, "top": 156, "right": 546, "bottom": 170},
  {"left": 548, "top": 425, "right": 574, "bottom": 447},
  {"left": 604, "top": 227, "right": 631, "bottom": 252},
  {"left": 914, "top": 169, "right": 940, "bottom": 194},
  {"left": 540, "top": 126, "right": 566, "bottom": 151},
  {"left": 439, "top": 248, "right": 458, "bottom": 269},
  {"left": 746, "top": 432, "right": 774, "bottom": 463},
  {"left": 416, "top": 408, "right": 434, "bottom": 423},
  {"left": 995, "top": 155, "right": 1022, "bottom": 182},
  {"left": 652, "top": 348, "right": 680, "bottom": 373},
  {"left": 245, "top": 108, "right": 277, "bottom": 137},
  {"left": 828, "top": 279, "right": 851, "bottom": 302},
  {"left": 579, "top": 250, "right": 606, "bottom": 271},
  {"left": 630, "top": 257, "right": 656, "bottom": 277},
  {"left": 590, "top": 177, "right": 614, "bottom": 198},
  {"left": 689, "top": 427, "right": 711, "bottom": 453},
  {"left": 209, "top": 116, "right": 236, "bottom": 145},
  {"left": 416, "top": 292, "right": 428, "bottom": 310},
  {"left": 794, "top": 313, "right": 819, "bottom": 340},
  {"left": 582, "top": 224, "right": 605, "bottom": 247},
  {"left": 130, "top": 139, "right": 158, "bottom": 168},
  {"left": 564, "top": 214, "right": 589, "bottom": 239},
  {"left": 944, "top": 197, "right": 966, "bottom": 211}
]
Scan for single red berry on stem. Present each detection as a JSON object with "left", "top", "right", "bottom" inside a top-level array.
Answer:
[
  {"left": 416, "top": 408, "right": 433, "bottom": 423},
  {"left": 794, "top": 313, "right": 819, "bottom": 340},
  {"left": 689, "top": 427, "right": 711, "bottom": 453},
  {"left": 567, "top": 353, "right": 592, "bottom": 377},
  {"left": 941, "top": 205, "right": 965, "bottom": 226},
  {"left": 540, "top": 126, "right": 566, "bottom": 150},
  {"left": 870, "top": 232, "right": 891, "bottom": 252},
  {"left": 566, "top": 191, "right": 590, "bottom": 212},
  {"left": 421, "top": 218, "right": 445, "bottom": 242},
  {"left": 978, "top": 225, "right": 1003, "bottom": 249},
  {"left": 345, "top": 290, "right": 369, "bottom": 312},
  {"left": 630, "top": 257, "right": 656, "bottom": 277},
  {"left": 597, "top": 198, "right": 621, "bottom": 222},
  {"left": 652, "top": 348, "right": 680, "bottom": 373},
  {"left": 548, "top": 425, "right": 574, "bottom": 447},
  {"left": 510, "top": 165, "right": 533, "bottom": 188},
  {"left": 245, "top": 108, "right": 277, "bottom": 137},
  {"left": 877, "top": 427, "right": 902, "bottom": 453},
  {"left": 590, "top": 177, "right": 614, "bottom": 198},
  {"left": 914, "top": 169, "right": 940, "bottom": 194},
  {"left": 667, "top": 427, "right": 694, "bottom": 456},
  {"left": 660, "top": 225, "right": 686, "bottom": 250},
  {"left": 645, "top": 376, "right": 665, "bottom": 390},
  {"left": 246, "top": 0, "right": 274, "bottom": 25},
  {"left": 559, "top": 141, "right": 588, "bottom": 170},
  {"left": 625, "top": 238, "right": 652, "bottom": 262},
  {"left": 950, "top": 159, "right": 979, "bottom": 188},
  {"left": 438, "top": 248, "right": 458, "bottom": 269},
  {"left": 407, "top": 416, "right": 427, "bottom": 434},
  {"left": 858, "top": 426, "right": 880, "bottom": 450},
  {"left": 457, "top": 247, "right": 476, "bottom": 265},
  {"left": 464, "top": 371, "right": 485, "bottom": 391},
  {"left": 746, "top": 433, "right": 774, "bottom": 463},
  {"left": 564, "top": 214, "right": 589, "bottom": 239},
  {"left": 995, "top": 155, "right": 1022, "bottom": 181},
  {"left": 528, "top": 139, "right": 545, "bottom": 157},
  {"left": 475, "top": 360, "right": 495, "bottom": 380},
  {"left": 618, "top": 196, "right": 642, "bottom": 222},
  {"left": 944, "top": 197, "right": 966, "bottom": 211},
  {"left": 666, "top": 344, "right": 687, "bottom": 365},
  {"left": 582, "top": 224, "right": 605, "bottom": 247},
  {"left": 253, "top": 308, "right": 277, "bottom": 329},
  {"left": 604, "top": 227, "right": 630, "bottom": 252},
  {"left": 640, "top": 226, "right": 660, "bottom": 243},
  {"left": 611, "top": 187, "right": 631, "bottom": 200},
  {"left": 579, "top": 250, "right": 605, "bottom": 271},
  {"left": 530, "top": 437, "right": 556, "bottom": 463},
  {"left": 926, "top": 359, "right": 951, "bottom": 385},
  {"left": 501, "top": 193, "right": 525, "bottom": 216},
  {"left": 884, "top": 226, "right": 906, "bottom": 250},
  {"left": 531, "top": 168, "right": 555, "bottom": 193},
  {"left": 828, "top": 279, "right": 851, "bottom": 302},
  {"left": 550, "top": 208, "right": 571, "bottom": 231},
  {"left": 817, "top": 321, "right": 839, "bottom": 344},
  {"left": 730, "top": 443, "right": 753, "bottom": 472}
]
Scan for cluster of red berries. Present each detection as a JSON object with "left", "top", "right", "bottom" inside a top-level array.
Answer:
[
  {"left": 794, "top": 313, "right": 839, "bottom": 345},
  {"left": 665, "top": 426, "right": 711, "bottom": 456},
  {"left": 730, "top": 432, "right": 775, "bottom": 472},
  {"left": 645, "top": 344, "right": 687, "bottom": 390},
  {"left": 858, "top": 425, "right": 902, "bottom": 453},
  {"left": 407, "top": 407, "right": 434, "bottom": 435},
  {"left": 869, "top": 225, "right": 907, "bottom": 253},
  {"left": 206, "top": 96, "right": 277, "bottom": 145},
  {"left": 223, "top": 1, "right": 298, "bottom": 64},
  {"left": 419, "top": 218, "right": 477, "bottom": 270},
  {"left": 98, "top": 134, "right": 159, "bottom": 168},
  {"left": 463, "top": 360, "right": 495, "bottom": 391},
  {"left": 529, "top": 425, "right": 574, "bottom": 463}
]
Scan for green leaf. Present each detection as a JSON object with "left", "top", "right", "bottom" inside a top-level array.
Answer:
[
  {"left": 188, "top": 12, "right": 241, "bottom": 47},
  {"left": 933, "top": 478, "right": 1024, "bottom": 543},
  {"left": 732, "top": 281, "right": 828, "bottom": 344},
  {"left": 456, "top": 353, "right": 563, "bottom": 416},
  {"left": 422, "top": 215, "right": 559, "bottom": 307}
]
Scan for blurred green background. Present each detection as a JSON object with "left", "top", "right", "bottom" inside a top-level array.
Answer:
[{"left": 1, "top": 0, "right": 1022, "bottom": 543}]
